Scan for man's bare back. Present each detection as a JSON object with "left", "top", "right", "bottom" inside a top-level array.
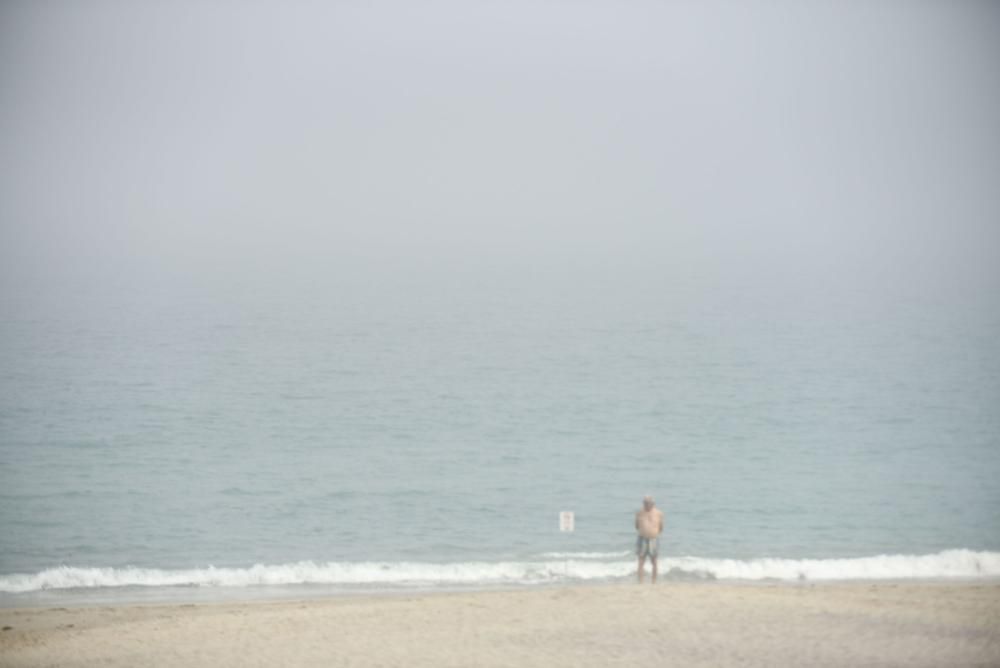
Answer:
[{"left": 636, "top": 507, "right": 663, "bottom": 538}]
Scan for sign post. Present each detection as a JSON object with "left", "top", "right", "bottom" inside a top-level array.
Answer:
[{"left": 559, "top": 511, "right": 574, "bottom": 580}]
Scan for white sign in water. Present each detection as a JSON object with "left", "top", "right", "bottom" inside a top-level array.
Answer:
[{"left": 559, "top": 511, "right": 575, "bottom": 532}]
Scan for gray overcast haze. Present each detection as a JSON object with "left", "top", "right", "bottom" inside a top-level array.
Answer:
[{"left": 1, "top": 0, "right": 998, "bottom": 302}]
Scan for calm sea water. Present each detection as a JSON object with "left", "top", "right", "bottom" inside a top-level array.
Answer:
[{"left": 2, "top": 275, "right": 999, "bottom": 598}]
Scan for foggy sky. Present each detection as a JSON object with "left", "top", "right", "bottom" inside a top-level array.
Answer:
[{"left": 1, "top": 0, "right": 998, "bottom": 298}]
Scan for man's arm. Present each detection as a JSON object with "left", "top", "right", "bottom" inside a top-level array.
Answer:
[{"left": 658, "top": 510, "right": 664, "bottom": 535}]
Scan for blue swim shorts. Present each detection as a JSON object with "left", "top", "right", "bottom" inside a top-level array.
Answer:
[{"left": 636, "top": 536, "right": 659, "bottom": 558}]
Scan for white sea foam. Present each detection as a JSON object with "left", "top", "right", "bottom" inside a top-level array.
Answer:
[
  {"left": 0, "top": 561, "right": 632, "bottom": 593},
  {"left": 665, "top": 549, "right": 1000, "bottom": 581},
  {"left": 1, "top": 550, "right": 997, "bottom": 593}
]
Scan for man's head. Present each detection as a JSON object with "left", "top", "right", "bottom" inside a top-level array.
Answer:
[{"left": 643, "top": 495, "right": 654, "bottom": 510}]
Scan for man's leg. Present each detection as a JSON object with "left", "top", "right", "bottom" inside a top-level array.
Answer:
[
  {"left": 637, "top": 555, "right": 646, "bottom": 583},
  {"left": 651, "top": 556, "right": 658, "bottom": 584}
]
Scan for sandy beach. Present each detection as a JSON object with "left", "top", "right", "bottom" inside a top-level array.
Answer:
[{"left": 2, "top": 582, "right": 998, "bottom": 667}]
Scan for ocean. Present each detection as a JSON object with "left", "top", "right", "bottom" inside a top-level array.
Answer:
[{"left": 2, "top": 274, "right": 999, "bottom": 603}]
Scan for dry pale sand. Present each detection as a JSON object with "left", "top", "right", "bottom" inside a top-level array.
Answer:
[{"left": 2, "top": 582, "right": 999, "bottom": 667}]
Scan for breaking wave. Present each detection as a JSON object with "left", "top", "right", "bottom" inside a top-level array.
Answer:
[{"left": 1, "top": 549, "right": 997, "bottom": 593}]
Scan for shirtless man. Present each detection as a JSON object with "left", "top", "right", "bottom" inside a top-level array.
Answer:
[{"left": 635, "top": 495, "right": 664, "bottom": 583}]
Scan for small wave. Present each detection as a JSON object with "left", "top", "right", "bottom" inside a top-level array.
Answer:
[
  {"left": 666, "top": 549, "right": 1000, "bottom": 582},
  {"left": 1, "top": 550, "right": 997, "bottom": 593},
  {"left": 219, "top": 487, "right": 281, "bottom": 497},
  {"left": 0, "top": 560, "right": 631, "bottom": 593}
]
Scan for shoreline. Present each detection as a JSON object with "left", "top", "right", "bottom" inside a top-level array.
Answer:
[
  {"left": 2, "top": 581, "right": 998, "bottom": 667},
  {"left": 5, "top": 573, "right": 999, "bottom": 610},
  {"left": 3, "top": 573, "right": 999, "bottom": 610}
]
